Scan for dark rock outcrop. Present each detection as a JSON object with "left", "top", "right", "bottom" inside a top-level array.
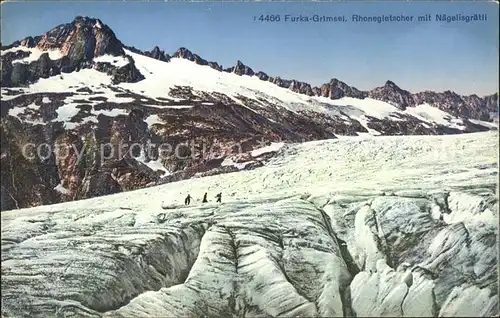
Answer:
[
  {"left": 121, "top": 45, "right": 143, "bottom": 55},
  {"left": 1, "top": 36, "right": 42, "bottom": 51},
  {"left": 168, "top": 47, "right": 497, "bottom": 121},
  {"left": 2, "top": 51, "right": 30, "bottom": 85},
  {"left": 288, "top": 80, "right": 315, "bottom": 96},
  {"left": 414, "top": 91, "right": 498, "bottom": 121},
  {"left": 483, "top": 93, "right": 498, "bottom": 114},
  {"left": 0, "top": 118, "right": 62, "bottom": 210},
  {"left": 110, "top": 55, "right": 145, "bottom": 84},
  {"left": 89, "top": 56, "right": 145, "bottom": 84},
  {"left": 5, "top": 16, "right": 494, "bottom": 120},
  {"left": 207, "top": 61, "right": 223, "bottom": 71},
  {"left": 37, "top": 16, "right": 124, "bottom": 59},
  {"left": 255, "top": 71, "right": 270, "bottom": 81},
  {"left": 79, "top": 170, "right": 122, "bottom": 199},
  {"left": 144, "top": 46, "right": 171, "bottom": 62}
]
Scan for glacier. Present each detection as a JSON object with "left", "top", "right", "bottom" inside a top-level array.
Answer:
[
  {"left": 1, "top": 131, "right": 499, "bottom": 317},
  {"left": 3, "top": 46, "right": 496, "bottom": 135}
]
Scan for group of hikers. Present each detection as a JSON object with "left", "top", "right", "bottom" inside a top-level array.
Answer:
[{"left": 184, "top": 192, "right": 222, "bottom": 205}]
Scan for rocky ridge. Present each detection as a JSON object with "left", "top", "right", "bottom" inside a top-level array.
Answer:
[
  {"left": 123, "top": 46, "right": 497, "bottom": 121},
  {"left": 1, "top": 17, "right": 144, "bottom": 87},
  {"left": 0, "top": 16, "right": 497, "bottom": 211},
  {"left": 3, "top": 16, "right": 497, "bottom": 121},
  {"left": 1, "top": 130, "right": 498, "bottom": 317}
]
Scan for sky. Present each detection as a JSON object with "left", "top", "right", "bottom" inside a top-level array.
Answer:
[{"left": 1, "top": 0, "right": 498, "bottom": 96}]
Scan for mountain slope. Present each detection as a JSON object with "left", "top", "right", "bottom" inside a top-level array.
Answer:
[
  {"left": 1, "top": 131, "right": 498, "bottom": 317},
  {"left": 0, "top": 16, "right": 498, "bottom": 211}
]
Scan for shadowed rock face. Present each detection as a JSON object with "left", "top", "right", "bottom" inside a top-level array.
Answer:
[
  {"left": 145, "top": 46, "right": 171, "bottom": 62},
  {"left": 1, "top": 16, "right": 497, "bottom": 211},
  {"left": 0, "top": 84, "right": 347, "bottom": 210},
  {"left": 2, "top": 51, "right": 74, "bottom": 87},
  {"left": 172, "top": 47, "right": 222, "bottom": 70},
  {"left": 124, "top": 45, "right": 171, "bottom": 62},
  {"left": 162, "top": 49, "right": 497, "bottom": 120}
]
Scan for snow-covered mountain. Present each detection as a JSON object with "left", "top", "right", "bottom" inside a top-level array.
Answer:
[
  {"left": 2, "top": 131, "right": 498, "bottom": 317},
  {"left": 1, "top": 16, "right": 498, "bottom": 211}
]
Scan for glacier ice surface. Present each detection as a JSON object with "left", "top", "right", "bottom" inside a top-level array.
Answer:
[{"left": 1, "top": 132, "right": 498, "bottom": 317}]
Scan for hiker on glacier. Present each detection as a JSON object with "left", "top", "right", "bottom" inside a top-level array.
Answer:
[
  {"left": 184, "top": 194, "right": 192, "bottom": 205},
  {"left": 202, "top": 192, "right": 208, "bottom": 203},
  {"left": 215, "top": 192, "right": 222, "bottom": 203}
]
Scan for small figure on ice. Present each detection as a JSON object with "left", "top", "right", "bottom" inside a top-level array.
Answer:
[
  {"left": 215, "top": 192, "right": 222, "bottom": 203},
  {"left": 202, "top": 192, "right": 208, "bottom": 203},
  {"left": 184, "top": 194, "right": 192, "bottom": 205}
]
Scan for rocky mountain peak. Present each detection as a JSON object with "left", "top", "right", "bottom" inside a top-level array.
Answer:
[
  {"left": 368, "top": 80, "right": 414, "bottom": 110},
  {"left": 34, "top": 16, "right": 124, "bottom": 60},
  {"left": 19, "top": 36, "right": 41, "bottom": 48},
  {"left": 72, "top": 16, "right": 103, "bottom": 27},
  {"left": 145, "top": 45, "right": 170, "bottom": 62},
  {"left": 384, "top": 80, "right": 399, "bottom": 89},
  {"left": 288, "top": 80, "right": 314, "bottom": 96},
  {"left": 175, "top": 47, "right": 194, "bottom": 59},
  {"left": 329, "top": 78, "right": 345, "bottom": 85}
]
